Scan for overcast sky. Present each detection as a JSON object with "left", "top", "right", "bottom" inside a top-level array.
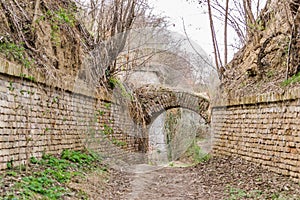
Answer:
[
  {"left": 148, "top": 0, "right": 267, "bottom": 63},
  {"left": 148, "top": 0, "right": 223, "bottom": 61}
]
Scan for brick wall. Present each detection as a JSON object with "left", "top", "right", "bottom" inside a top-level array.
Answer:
[
  {"left": 212, "top": 89, "right": 300, "bottom": 182},
  {"left": 135, "top": 85, "right": 210, "bottom": 124},
  {"left": 0, "top": 57, "right": 145, "bottom": 170}
]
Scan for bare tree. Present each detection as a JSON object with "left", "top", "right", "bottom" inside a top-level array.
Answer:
[
  {"left": 188, "top": 0, "right": 269, "bottom": 79},
  {"left": 224, "top": 0, "right": 229, "bottom": 65},
  {"left": 75, "top": 0, "right": 168, "bottom": 87},
  {"left": 207, "top": 0, "right": 222, "bottom": 79},
  {"left": 243, "top": 0, "right": 255, "bottom": 39}
]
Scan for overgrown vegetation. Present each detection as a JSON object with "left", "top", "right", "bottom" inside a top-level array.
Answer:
[
  {"left": 0, "top": 0, "right": 85, "bottom": 82},
  {"left": 42, "top": 8, "right": 76, "bottom": 45},
  {"left": 282, "top": 72, "right": 300, "bottom": 86},
  {"left": 226, "top": 185, "right": 296, "bottom": 200},
  {"left": 112, "top": 138, "right": 127, "bottom": 147},
  {"left": 103, "top": 123, "right": 114, "bottom": 135},
  {"left": 0, "top": 41, "right": 32, "bottom": 69},
  {"left": 109, "top": 77, "right": 132, "bottom": 99},
  {"left": 0, "top": 149, "right": 106, "bottom": 199},
  {"left": 226, "top": 186, "right": 263, "bottom": 200},
  {"left": 185, "top": 139, "right": 210, "bottom": 165}
]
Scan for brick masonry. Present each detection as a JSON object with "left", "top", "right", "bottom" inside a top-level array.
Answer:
[
  {"left": 212, "top": 89, "right": 300, "bottom": 182},
  {"left": 135, "top": 85, "right": 210, "bottom": 124},
  {"left": 0, "top": 57, "right": 145, "bottom": 170}
]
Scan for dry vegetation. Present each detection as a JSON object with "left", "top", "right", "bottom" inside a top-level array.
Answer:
[
  {"left": 221, "top": 0, "right": 300, "bottom": 97},
  {"left": 0, "top": 0, "right": 89, "bottom": 83},
  {"left": 1, "top": 0, "right": 300, "bottom": 199}
]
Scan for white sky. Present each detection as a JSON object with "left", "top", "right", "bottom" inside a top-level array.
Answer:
[
  {"left": 148, "top": 0, "right": 224, "bottom": 61},
  {"left": 148, "top": 0, "right": 267, "bottom": 63}
]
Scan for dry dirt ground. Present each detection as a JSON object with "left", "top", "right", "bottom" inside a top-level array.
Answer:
[{"left": 98, "top": 156, "right": 300, "bottom": 200}]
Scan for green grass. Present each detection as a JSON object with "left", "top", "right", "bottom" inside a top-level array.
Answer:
[
  {"left": 103, "top": 124, "right": 114, "bottom": 135},
  {"left": 0, "top": 149, "right": 104, "bottom": 200},
  {"left": 226, "top": 185, "right": 296, "bottom": 200},
  {"left": 0, "top": 42, "right": 32, "bottom": 69},
  {"left": 185, "top": 140, "right": 210, "bottom": 165},
  {"left": 266, "top": 70, "right": 275, "bottom": 78},
  {"left": 282, "top": 72, "right": 300, "bottom": 86},
  {"left": 112, "top": 138, "right": 127, "bottom": 147},
  {"left": 226, "top": 186, "right": 263, "bottom": 200},
  {"left": 108, "top": 77, "right": 132, "bottom": 99}
]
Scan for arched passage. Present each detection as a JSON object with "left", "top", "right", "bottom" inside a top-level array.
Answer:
[
  {"left": 134, "top": 85, "right": 211, "bottom": 164},
  {"left": 134, "top": 85, "right": 210, "bottom": 125},
  {"left": 148, "top": 108, "right": 209, "bottom": 164}
]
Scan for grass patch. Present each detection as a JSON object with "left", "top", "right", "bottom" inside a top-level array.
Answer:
[
  {"left": 226, "top": 186, "right": 263, "bottom": 200},
  {"left": 226, "top": 185, "right": 296, "bottom": 200},
  {"left": 112, "top": 138, "right": 127, "bottom": 147},
  {"left": 0, "top": 149, "right": 105, "bottom": 199},
  {"left": 0, "top": 41, "right": 33, "bottom": 69},
  {"left": 185, "top": 139, "right": 210, "bottom": 165},
  {"left": 282, "top": 72, "right": 300, "bottom": 86}
]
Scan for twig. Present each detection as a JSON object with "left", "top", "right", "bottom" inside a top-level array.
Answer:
[
  {"left": 32, "top": 0, "right": 41, "bottom": 25},
  {"left": 181, "top": 18, "right": 216, "bottom": 72},
  {"left": 286, "top": 28, "right": 293, "bottom": 80},
  {"left": 12, "top": 0, "right": 30, "bottom": 21}
]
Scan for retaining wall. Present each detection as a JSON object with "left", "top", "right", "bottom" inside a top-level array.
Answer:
[
  {"left": 0, "top": 57, "right": 144, "bottom": 170},
  {"left": 212, "top": 89, "right": 300, "bottom": 182}
]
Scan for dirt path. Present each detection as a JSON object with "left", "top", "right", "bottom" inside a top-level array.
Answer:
[
  {"left": 123, "top": 165, "right": 208, "bottom": 200},
  {"left": 100, "top": 157, "right": 300, "bottom": 200}
]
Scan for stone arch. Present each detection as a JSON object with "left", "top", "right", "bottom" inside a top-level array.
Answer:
[{"left": 134, "top": 85, "right": 210, "bottom": 125}]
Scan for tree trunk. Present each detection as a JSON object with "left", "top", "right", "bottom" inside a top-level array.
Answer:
[
  {"left": 207, "top": 0, "right": 222, "bottom": 79},
  {"left": 224, "top": 0, "right": 229, "bottom": 65}
]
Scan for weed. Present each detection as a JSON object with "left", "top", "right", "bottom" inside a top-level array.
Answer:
[
  {"left": 37, "top": 8, "right": 76, "bottom": 46},
  {"left": 6, "top": 159, "right": 13, "bottom": 170},
  {"left": 55, "top": 8, "right": 75, "bottom": 26},
  {"left": 0, "top": 41, "right": 32, "bottom": 68},
  {"left": 19, "top": 89, "right": 26, "bottom": 95},
  {"left": 249, "top": 18, "right": 265, "bottom": 31},
  {"left": 104, "top": 102, "right": 111, "bottom": 109},
  {"left": 30, "top": 157, "right": 39, "bottom": 164},
  {"left": 43, "top": 168, "right": 72, "bottom": 183},
  {"left": 228, "top": 186, "right": 248, "bottom": 200},
  {"left": 226, "top": 186, "right": 263, "bottom": 200},
  {"left": 1, "top": 149, "right": 104, "bottom": 199},
  {"left": 108, "top": 77, "right": 118, "bottom": 89},
  {"left": 255, "top": 177, "right": 263, "bottom": 182},
  {"left": 282, "top": 72, "right": 300, "bottom": 86},
  {"left": 118, "top": 78, "right": 131, "bottom": 98},
  {"left": 61, "top": 149, "right": 97, "bottom": 165},
  {"left": 112, "top": 138, "right": 127, "bottom": 147},
  {"left": 186, "top": 140, "right": 210, "bottom": 164},
  {"left": 271, "top": 193, "right": 280, "bottom": 199},
  {"left": 18, "top": 164, "right": 27, "bottom": 172},
  {"left": 270, "top": 193, "right": 294, "bottom": 200},
  {"left": 6, "top": 171, "right": 17, "bottom": 177},
  {"left": 7, "top": 81, "right": 14, "bottom": 92},
  {"left": 103, "top": 124, "right": 114, "bottom": 135},
  {"left": 97, "top": 110, "right": 105, "bottom": 116},
  {"left": 52, "top": 96, "right": 59, "bottom": 103},
  {"left": 108, "top": 77, "right": 132, "bottom": 99},
  {"left": 266, "top": 70, "right": 275, "bottom": 78},
  {"left": 20, "top": 73, "right": 36, "bottom": 82}
]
